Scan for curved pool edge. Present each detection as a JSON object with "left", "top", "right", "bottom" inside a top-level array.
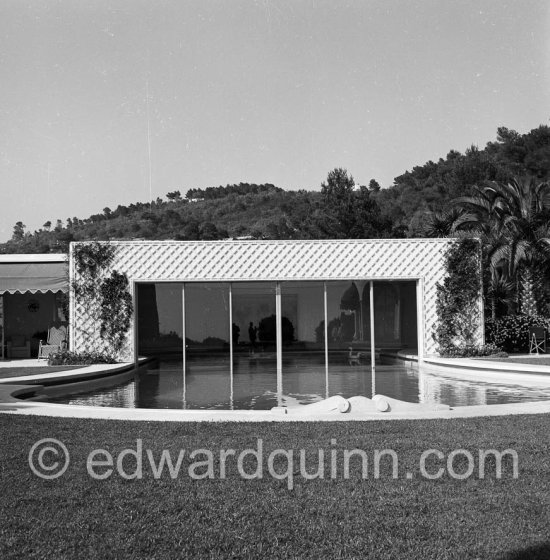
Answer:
[
  {"left": 0, "top": 355, "right": 550, "bottom": 422},
  {"left": 0, "top": 361, "right": 142, "bottom": 404},
  {"left": 0, "top": 361, "right": 141, "bottom": 386},
  {"left": 1, "top": 395, "right": 550, "bottom": 422},
  {"left": 421, "top": 355, "right": 550, "bottom": 385}
]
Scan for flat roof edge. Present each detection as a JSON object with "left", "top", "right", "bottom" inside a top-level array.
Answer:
[{"left": 69, "top": 238, "right": 461, "bottom": 247}]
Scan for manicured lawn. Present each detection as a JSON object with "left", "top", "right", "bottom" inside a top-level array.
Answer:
[
  {"left": 1, "top": 415, "right": 549, "bottom": 559},
  {"left": 483, "top": 356, "right": 550, "bottom": 366},
  {"left": 0, "top": 366, "right": 84, "bottom": 380}
]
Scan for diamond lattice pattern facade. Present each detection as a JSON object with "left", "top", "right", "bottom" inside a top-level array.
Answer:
[{"left": 70, "top": 239, "right": 482, "bottom": 361}]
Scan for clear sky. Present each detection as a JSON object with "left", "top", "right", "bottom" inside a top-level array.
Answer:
[{"left": 0, "top": 0, "right": 548, "bottom": 240}]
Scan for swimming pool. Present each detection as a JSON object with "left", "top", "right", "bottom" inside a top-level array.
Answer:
[{"left": 45, "top": 355, "right": 550, "bottom": 410}]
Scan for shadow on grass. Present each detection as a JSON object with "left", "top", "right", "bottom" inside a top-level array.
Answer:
[{"left": 502, "top": 542, "right": 550, "bottom": 559}]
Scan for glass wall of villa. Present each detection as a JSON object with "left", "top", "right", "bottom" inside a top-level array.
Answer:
[
  {"left": 137, "top": 282, "right": 184, "bottom": 356},
  {"left": 327, "top": 281, "right": 371, "bottom": 398},
  {"left": 184, "top": 283, "right": 231, "bottom": 407},
  {"left": 281, "top": 281, "right": 326, "bottom": 400},
  {"left": 231, "top": 282, "right": 277, "bottom": 407},
  {"left": 135, "top": 280, "right": 418, "bottom": 406}
]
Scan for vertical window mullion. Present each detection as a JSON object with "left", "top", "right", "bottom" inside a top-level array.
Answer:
[
  {"left": 182, "top": 284, "right": 186, "bottom": 406},
  {"left": 276, "top": 282, "right": 282, "bottom": 405},
  {"left": 324, "top": 281, "right": 329, "bottom": 399},
  {"left": 229, "top": 283, "right": 234, "bottom": 408},
  {"left": 370, "top": 280, "right": 376, "bottom": 397}
]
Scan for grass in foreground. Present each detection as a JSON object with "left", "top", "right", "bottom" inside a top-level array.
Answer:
[
  {"left": 479, "top": 356, "right": 550, "bottom": 366},
  {"left": 1, "top": 415, "right": 549, "bottom": 559}
]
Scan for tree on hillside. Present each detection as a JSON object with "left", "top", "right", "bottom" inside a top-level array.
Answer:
[
  {"left": 368, "top": 179, "right": 381, "bottom": 192},
  {"left": 318, "top": 168, "right": 392, "bottom": 238},
  {"left": 199, "top": 222, "right": 220, "bottom": 240},
  {"left": 2, "top": 124, "right": 548, "bottom": 252},
  {"left": 322, "top": 168, "right": 355, "bottom": 199},
  {"left": 376, "top": 125, "right": 550, "bottom": 235},
  {"left": 12, "top": 222, "right": 25, "bottom": 241},
  {"left": 351, "top": 185, "right": 393, "bottom": 238},
  {"left": 182, "top": 220, "right": 200, "bottom": 240},
  {"left": 166, "top": 190, "right": 182, "bottom": 202},
  {"left": 319, "top": 168, "right": 357, "bottom": 237}
]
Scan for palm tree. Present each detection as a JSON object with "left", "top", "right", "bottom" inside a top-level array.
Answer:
[
  {"left": 452, "top": 177, "right": 550, "bottom": 317},
  {"left": 485, "top": 268, "right": 516, "bottom": 320},
  {"left": 421, "top": 207, "right": 465, "bottom": 238}
]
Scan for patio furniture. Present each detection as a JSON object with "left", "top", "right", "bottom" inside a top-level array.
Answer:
[
  {"left": 38, "top": 325, "right": 67, "bottom": 359},
  {"left": 348, "top": 347, "right": 363, "bottom": 366},
  {"left": 529, "top": 327, "right": 546, "bottom": 354},
  {"left": 6, "top": 335, "right": 31, "bottom": 359}
]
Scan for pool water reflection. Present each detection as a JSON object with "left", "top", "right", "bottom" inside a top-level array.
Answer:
[{"left": 46, "top": 355, "right": 550, "bottom": 410}]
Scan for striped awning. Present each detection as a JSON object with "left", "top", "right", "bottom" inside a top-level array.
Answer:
[{"left": 0, "top": 262, "right": 68, "bottom": 294}]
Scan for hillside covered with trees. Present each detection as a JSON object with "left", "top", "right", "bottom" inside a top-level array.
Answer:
[{"left": 1, "top": 125, "right": 549, "bottom": 254}]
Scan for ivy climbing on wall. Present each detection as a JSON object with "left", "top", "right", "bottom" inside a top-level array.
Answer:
[
  {"left": 99, "top": 270, "right": 133, "bottom": 353},
  {"left": 433, "top": 238, "right": 482, "bottom": 355},
  {"left": 72, "top": 242, "right": 133, "bottom": 356}
]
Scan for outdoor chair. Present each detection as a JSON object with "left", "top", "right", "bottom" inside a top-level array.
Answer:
[
  {"left": 6, "top": 335, "right": 31, "bottom": 359},
  {"left": 38, "top": 325, "right": 68, "bottom": 360},
  {"left": 348, "top": 347, "right": 364, "bottom": 366},
  {"left": 529, "top": 326, "right": 546, "bottom": 354}
]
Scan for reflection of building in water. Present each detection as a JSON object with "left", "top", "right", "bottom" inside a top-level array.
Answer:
[
  {"left": 419, "top": 372, "right": 489, "bottom": 407},
  {"left": 65, "top": 381, "right": 137, "bottom": 408},
  {"left": 50, "top": 359, "right": 550, "bottom": 410}
]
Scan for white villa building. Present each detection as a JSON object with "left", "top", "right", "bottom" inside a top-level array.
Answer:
[{"left": 69, "top": 239, "right": 484, "bottom": 370}]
